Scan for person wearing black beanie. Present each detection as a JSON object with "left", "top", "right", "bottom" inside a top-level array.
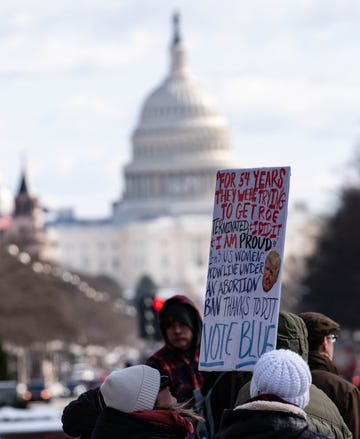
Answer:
[{"left": 145, "top": 294, "right": 204, "bottom": 407}]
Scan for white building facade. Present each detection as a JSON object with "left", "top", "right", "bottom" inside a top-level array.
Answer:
[{"left": 49, "top": 15, "right": 237, "bottom": 300}]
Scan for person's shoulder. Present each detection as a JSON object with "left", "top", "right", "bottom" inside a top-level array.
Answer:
[
  {"left": 309, "top": 382, "right": 346, "bottom": 419},
  {"left": 331, "top": 372, "right": 360, "bottom": 401},
  {"left": 61, "top": 387, "right": 102, "bottom": 437},
  {"left": 145, "top": 345, "right": 174, "bottom": 369},
  {"left": 82, "top": 386, "right": 101, "bottom": 399},
  {"left": 146, "top": 345, "right": 168, "bottom": 360},
  {"left": 313, "top": 368, "right": 359, "bottom": 394},
  {"left": 307, "top": 384, "right": 352, "bottom": 438},
  {"left": 63, "top": 386, "right": 100, "bottom": 411}
]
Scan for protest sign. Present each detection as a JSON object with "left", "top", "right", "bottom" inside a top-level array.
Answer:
[{"left": 199, "top": 166, "right": 291, "bottom": 371}]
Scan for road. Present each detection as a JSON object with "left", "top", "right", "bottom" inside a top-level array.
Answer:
[
  {"left": 0, "top": 398, "right": 74, "bottom": 437},
  {"left": 30, "top": 396, "right": 72, "bottom": 411}
]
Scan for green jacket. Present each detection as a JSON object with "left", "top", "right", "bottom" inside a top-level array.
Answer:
[{"left": 235, "top": 311, "right": 352, "bottom": 439}]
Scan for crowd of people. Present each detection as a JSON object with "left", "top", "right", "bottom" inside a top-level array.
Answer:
[{"left": 62, "top": 294, "right": 360, "bottom": 439}]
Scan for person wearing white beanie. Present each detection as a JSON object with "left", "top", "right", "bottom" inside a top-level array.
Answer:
[
  {"left": 99, "top": 365, "right": 161, "bottom": 412},
  {"left": 62, "top": 364, "right": 202, "bottom": 439},
  {"left": 89, "top": 364, "right": 202, "bottom": 439},
  {"left": 217, "top": 349, "right": 331, "bottom": 439},
  {"left": 250, "top": 348, "right": 311, "bottom": 409}
]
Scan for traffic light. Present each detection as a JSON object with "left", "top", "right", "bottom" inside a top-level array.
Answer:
[
  {"left": 138, "top": 293, "right": 155, "bottom": 339},
  {"left": 152, "top": 296, "right": 165, "bottom": 340},
  {"left": 137, "top": 294, "right": 165, "bottom": 340},
  {"left": 152, "top": 297, "right": 165, "bottom": 313}
]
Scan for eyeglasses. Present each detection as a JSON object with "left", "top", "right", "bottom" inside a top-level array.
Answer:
[
  {"left": 326, "top": 334, "right": 338, "bottom": 343},
  {"left": 160, "top": 375, "right": 170, "bottom": 390}
]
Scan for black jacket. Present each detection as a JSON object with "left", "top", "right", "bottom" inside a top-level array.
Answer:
[
  {"left": 62, "top": 387, "right": 102, "bottom": 439},
  {"left": 217, "top": 399, "right": 331, "bottom": 439},
  {"left": 90, "top": 406, "right": 192, "bottom": 439}
]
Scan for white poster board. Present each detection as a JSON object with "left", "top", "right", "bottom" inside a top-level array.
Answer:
[{"left": 199, "top": 166, "right": 291, "bottom": 371}]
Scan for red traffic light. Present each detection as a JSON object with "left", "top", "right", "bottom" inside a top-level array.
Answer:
[{"left": 152, "top": 297, "right": 166, "bottom": 312}]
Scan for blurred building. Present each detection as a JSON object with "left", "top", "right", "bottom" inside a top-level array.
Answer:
[
  {"left": 280, "top": 202, "right": 323, "bottom": 310},
  {"left": 0, "top": 169, "right": 139, "bottom": 382},
  {"left": 0, "top": 180, "right": 13, "bottom": 216},
  {"left": 47, "top": 14, "right": 237, "bottom": 300},
  {"left": 0, "top": 179, "right": 14, "bottom": 240},
  {"left": 3, "top": 168, "right": 54, "bottom": 262}
]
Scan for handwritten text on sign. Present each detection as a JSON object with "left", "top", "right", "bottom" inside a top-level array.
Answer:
[{"left": 199, "top": 167, "right": 290, "bottom": 371}]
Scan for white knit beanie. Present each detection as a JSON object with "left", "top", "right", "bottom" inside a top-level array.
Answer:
[
  {"left": 100, "top": 365, "right": 160, "bottom": 412},
  {"left": 250, "top": 349, "right": 311, "bottom": 408}
]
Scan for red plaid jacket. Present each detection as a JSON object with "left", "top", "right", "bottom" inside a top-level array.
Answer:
[{"left": 145, "top": 295, "right": 204, "bottom": 407}]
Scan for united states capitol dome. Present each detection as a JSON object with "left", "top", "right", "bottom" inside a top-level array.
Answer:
[
  {"left": 139, "top": 36, "right": 222, "bottom": 128},
  {"left": 139, "top": 73, "right": 221, "bottom": 126},
  {"left": 135, "top": 13, "right": 229, "bottom": 132},
  {"left": 113, "top": 14, "right": 237, "bottom": 222}
]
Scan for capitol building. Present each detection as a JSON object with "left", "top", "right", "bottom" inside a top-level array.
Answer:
[{"left": 47, "top": 15, "right": 238, "bottom": 301}]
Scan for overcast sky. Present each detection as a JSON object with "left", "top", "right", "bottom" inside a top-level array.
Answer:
[{"left": 0, "top": 0, "right": 360, "bottom": 218}]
